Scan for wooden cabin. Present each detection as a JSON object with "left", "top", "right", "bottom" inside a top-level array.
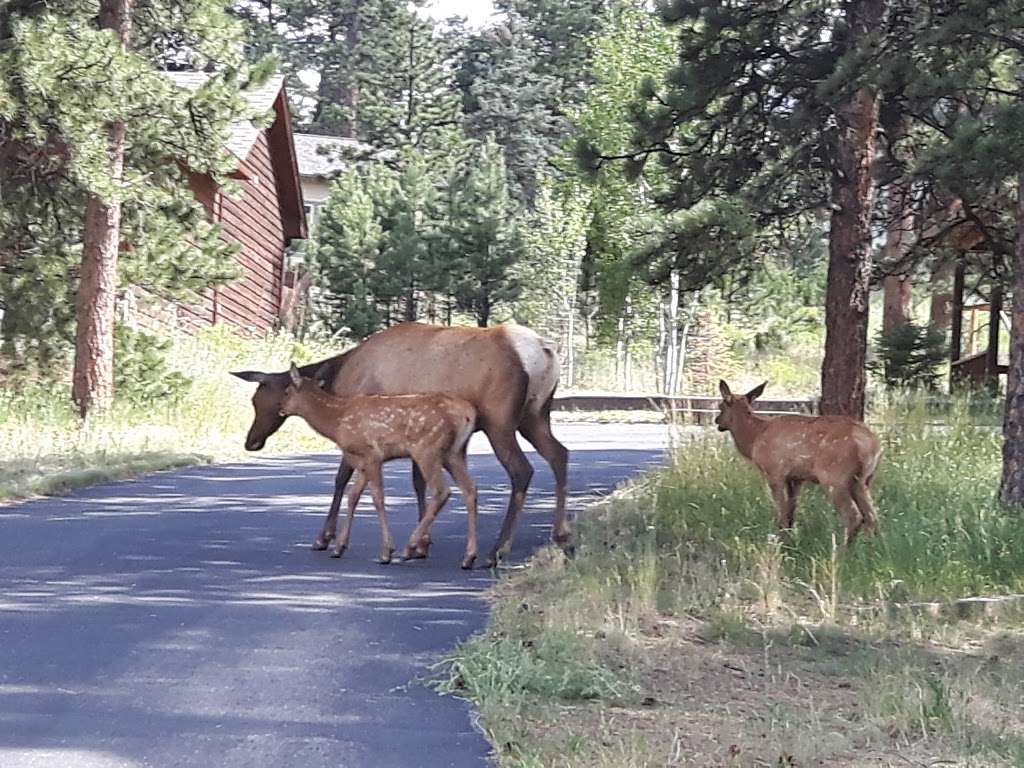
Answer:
[{"left": 130, "top": 73, "right": 307, "bottom": 333}]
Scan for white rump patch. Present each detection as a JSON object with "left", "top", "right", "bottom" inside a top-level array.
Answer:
[{"left": 502, "top": 325, "right": 559, "bottom": 415}]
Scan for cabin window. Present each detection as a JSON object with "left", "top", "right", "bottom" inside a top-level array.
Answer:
[{"left": 304, "top": 202, "right": 323, "bottom": 234}]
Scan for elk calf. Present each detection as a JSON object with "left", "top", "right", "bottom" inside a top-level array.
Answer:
[
  {"left": 280, "top": 363, "right": 479, "bottom": 568},
  {"left": 716, "top": 380, "right": 882, "bottom": 544}
]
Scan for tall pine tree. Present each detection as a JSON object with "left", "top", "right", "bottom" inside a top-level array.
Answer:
[{"left": 0, "top": 0, "right": 259, "bottom": 410}]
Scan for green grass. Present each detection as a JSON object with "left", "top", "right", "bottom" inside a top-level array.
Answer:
[
  {"left": 0, "top": 325, "right": 341, "bottom": 502},
  {"left": 437, "top": 401, "right": 1024, "bottom": 766}
]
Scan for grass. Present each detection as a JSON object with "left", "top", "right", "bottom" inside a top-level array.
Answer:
[
  {"left": 0, "top": 325, "right": 341, "bottom": 502},
  {"left": 436, "top": 402, "right": 1024, "bottom": 766}
]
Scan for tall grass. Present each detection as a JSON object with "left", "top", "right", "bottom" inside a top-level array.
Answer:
[
  {"left": 0, "top": 326, "right": 341, "bottom": 500},
  {"left": 587, "top": 399, "right": 1024, "bottom": 609}
]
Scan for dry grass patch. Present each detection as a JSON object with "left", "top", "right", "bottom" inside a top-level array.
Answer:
[{"left": 437, "top": 411, "right": 1024, "bottom": 766}]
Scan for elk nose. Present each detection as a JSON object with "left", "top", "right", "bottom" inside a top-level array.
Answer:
[{"left": 245, "top": 437, "right": 265, "bottom": 451}]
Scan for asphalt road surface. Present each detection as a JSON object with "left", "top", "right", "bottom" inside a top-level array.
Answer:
[{"left": 0, "top": 423, "right": 670, "bottom": 768}]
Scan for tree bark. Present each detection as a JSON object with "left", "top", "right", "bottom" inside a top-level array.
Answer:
[
  {"left": 72, "top": 0, "right": 132, "bottom": 417},
  {"left": 999, "top": 173, "right": 1024, "bottom": 505},
  {"left": 819, "top": 0, "right": 884, "bottom": 420},
  {"left": 929, "top": 261, "right": 953, "bottom": 330},
  {"left": 950, "top": 261, "right": 966, "bottom": 371},
  {"left": 882, "top": 276, "right": 912, "bottom": 332}
]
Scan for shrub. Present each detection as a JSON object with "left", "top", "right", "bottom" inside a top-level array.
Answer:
[
  {"left": 871, "top": 321, "right": 947, "bottom": 390},
  {"left": 114, "top": 325, "right": 191, "bottom": 406}
]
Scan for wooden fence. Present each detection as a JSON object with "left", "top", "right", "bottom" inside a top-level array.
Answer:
[{"left": 551, "top": 394, "right": 817, "bottom": 424}]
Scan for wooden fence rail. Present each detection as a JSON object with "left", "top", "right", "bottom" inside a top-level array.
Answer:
[{"left": 551, "top": 394, "right": 817, "bottom": 424}]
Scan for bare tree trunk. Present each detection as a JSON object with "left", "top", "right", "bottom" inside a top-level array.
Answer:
[
  {"left": 615, "top": 311, "right": 625, "bottom": 387},
  {"left": 623, "top": 293, "right": 633, "bottom": 391},
  {"left": 1000, "top": 173, "right": 1024, "bottom": 504},
  {"left": 929, "top": 261, "right": 953, "bottom": 330},
  {"left": 72, "top": 0, "right": 132, "bottom": 417},
  {"left": 667, "top": 271, "right": 681, "bottom": 395},
  {"left": 819, "top": 0, "right": 884, "bottom": 419},
  {"left": 655, "top": 294, "right": 666, "bottom": 394},
  {"left": 882, "top": 276, "right": 912, "bottom": 332},
  {"left": 564, "top": 300, "right": 575, "bottom": 388}
]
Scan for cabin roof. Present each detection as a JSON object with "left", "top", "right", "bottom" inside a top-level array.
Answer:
[
  {"left": 164, "top": 71, "right": 306, "bottom": 241},
  {"left": 293, "top": 133, "right": 371, "bottom": 178},
  {"left": 164, "top": 71, "right": 286, "bottom": 164}
]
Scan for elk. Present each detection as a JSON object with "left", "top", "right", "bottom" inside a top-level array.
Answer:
[
  {"left": 715, "top": 380, "right": 881, "bottom": 544},
  {"left": 231, "top": 322, "right": 569, "bottom": 567},
  {"left": 280, "top": 363, "right": 480, "bottom": 568}
]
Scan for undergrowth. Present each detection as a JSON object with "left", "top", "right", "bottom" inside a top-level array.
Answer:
[
  {"left": 437, "top": 399, "right": 1024, "bottom": 766},
  {"left": 0, "top": 325, "right": 341, "bottom": 500}
]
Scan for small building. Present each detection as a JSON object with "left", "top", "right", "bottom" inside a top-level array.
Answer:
[
  {"left": 293, "top": 133, "right": 372, "bottom": 234},
  {"left": 133, "top": 73, "right": 307, "bottom": 333}
]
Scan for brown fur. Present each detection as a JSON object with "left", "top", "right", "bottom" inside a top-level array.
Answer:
[
  {"left": 281, "top": 365, "right": 480, "bottom": 568},
  {"left": 716, "top": 380, "right": 882, "bottom": 544},
  {"left": 231, "top": 322, "right": 570, "bottom": 566}
]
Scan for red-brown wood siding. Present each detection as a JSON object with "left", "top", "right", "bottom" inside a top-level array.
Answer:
[
  {"left": 133, "top": 88, "right": 306, "bottom": 336},
  {"left": 213, "top": 131, "right": 286, "bottom": 331}
]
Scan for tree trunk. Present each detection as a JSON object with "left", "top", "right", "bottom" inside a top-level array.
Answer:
[
  {"left": 999, "top": 173, "right": 1024, "bottom": 504},
  {"left": 819, "top": 0, "right": 884, "bottom": 420},
  {"left": 949, "top": 261, "right": 966, "bottom": 382},
  {"left": 667, "top": 270, "right": 681, "bottom": 395},
  {"left": 882, "top": 276, "right": 912, "bottom": 333},
  {"left": 72, "top": 0, "right": 132, "bottom": 417},
  {"left": 929, "top": 261, "right": 953, "bottom": 331}
]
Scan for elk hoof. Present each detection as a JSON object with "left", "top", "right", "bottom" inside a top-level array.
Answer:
[
  {"left": 330, "top": 544, "right": 346, "bottom": 559},
  {"left": 401, "top": 546, "right": 427, "bottom": 562},
  {"left": 461, "top": 554, "right": 476, "bottom": 570},
  {"left": 376, "top": 550, "right": 393, "bottom": 565},
  {"left": 312, "top": 535, "right": 333, "bottom": 551},
  {"left": 484, "top": 551, "right": 503, "bottom": 569}
]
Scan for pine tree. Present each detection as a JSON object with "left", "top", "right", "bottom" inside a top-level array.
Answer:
[
  {"left": 441, "top": 138, "right": 525, "bottom": 327},
  {"left": 458, "top": 20, "right": 567, "bottom": 203},
  {"left": 310, "top": 170, "right": 386, "bottom": 338},
  {"left": 579, "top": 0, "right": 894, "bottom": 417},
  {"left": 358, "top": 11, "right": 464, "bottom": 155},
  {"left": 0, "top": 0, "right": 257, "bottom": 409}
]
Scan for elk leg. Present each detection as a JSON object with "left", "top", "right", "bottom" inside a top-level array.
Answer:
[
  {"left": 411, "top": 461, "right": 431, "bottom": 556},
  {"left": 850, "top": 479, "right": 878, "bottom": 538},
  {"left": 519, "top": 406, "right": 572, "bottom": 554},
  {"left": 332, "top": 470, "right": 366, "bottom": 558},
  {"left": 402, "top": 460, "right": 451, "bottom": 561},
  {"left": 314, "top": 457, "right": 354, "bottom": 550},
  {"left": 484, "top": 427, "right": 534, "bottom": 568},
  {"left": 445, "top": 449, "right": 479, "bottom": 569},
  {"left": 829, "top": 485, "right": 864, "bottom": 545},
  {"left": 364, "top": 464, "right": 393, "bottom": 564},
  {"left": 768, "top": 481, "right": 795, "bottom": 531}
]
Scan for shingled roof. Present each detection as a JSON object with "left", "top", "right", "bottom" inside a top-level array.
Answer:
[
  {"left": 164, "top": 71, "right": 286, "bottom": 163},
  {"left": 293, "top": 133, "right": 371, "bottom": 178}
]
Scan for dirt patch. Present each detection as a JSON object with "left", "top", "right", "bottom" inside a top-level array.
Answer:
[{"left": 477, "top": 611, "right": 1024, "bottom": 767}]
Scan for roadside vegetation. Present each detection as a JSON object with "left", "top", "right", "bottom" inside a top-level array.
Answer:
[
  {"left": 0, "top": 327, "right": 337, "bottom": 501},
  {"left": 437, "top": 403, "right": 1024, "bottom": 766}
]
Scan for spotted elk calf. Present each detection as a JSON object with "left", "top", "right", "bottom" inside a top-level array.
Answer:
[
  {"left": 715, "top": 380, "right": 882, "bottom": 544},
  {"left": 280, "top": 364, "right": 480, "bottom": 568}
]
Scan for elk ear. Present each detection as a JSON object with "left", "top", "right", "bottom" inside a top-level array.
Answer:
[
  {"left": 289, "top": 362, "right": 302, "bottom": 387},
  {"left": 231, "top": 370, "right": 270, "bottom": 384},
  {"left": 312, "top": 362, "right": 332, "bottom": 389},
  {"left": 719, "top": 379, "right": 733, "bottom": 403},
  {"left": 746, "top": 381, "right": 767, "bottom": 402}
]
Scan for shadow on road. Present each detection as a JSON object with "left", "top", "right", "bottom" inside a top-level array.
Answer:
[{"left": 0, "top": 432, "right": 668, "bottom": 768}]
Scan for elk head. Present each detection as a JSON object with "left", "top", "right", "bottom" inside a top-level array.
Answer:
[
  {"left": 715, "top": 379, "right": 767, "bottom": 433},
  {"left": 231, "top": 362, "right": 333, "bottom": 450},
  {"left": 279, "top": 363, "right": 312, "bottom": 418}
]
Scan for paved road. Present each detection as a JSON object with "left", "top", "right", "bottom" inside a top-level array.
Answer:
[{"left": 0, "top": 423, "right": 669, "bottom": 768}]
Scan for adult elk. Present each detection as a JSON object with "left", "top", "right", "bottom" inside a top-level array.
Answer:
[
  {"left": 280, "top": 364, "right": 479, "bottom": 568},
  {"left": 716, "top": 380, "right": 881, "bottom": 544},
  {"left": 231, "top": 322, "right": 570, "bottom": 567}
]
